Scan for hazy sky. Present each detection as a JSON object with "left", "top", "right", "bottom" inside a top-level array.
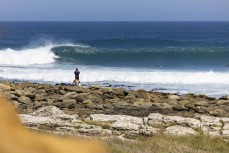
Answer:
[{"left": 0, "top": 0, "right": 228, "bottom": 21}]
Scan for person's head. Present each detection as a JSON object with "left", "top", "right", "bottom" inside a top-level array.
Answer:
[{"left": 75, "top": 68, "right": 78, "bottom": 71}]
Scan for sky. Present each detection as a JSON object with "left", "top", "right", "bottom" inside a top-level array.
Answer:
[{"left": 0, "top": 0, "right": 228, "bottom": 21}]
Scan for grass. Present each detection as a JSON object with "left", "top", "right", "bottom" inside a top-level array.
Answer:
[
  {"left": 104, "top": 134, "right": 229, "bottom": 153},
  {"left": 82, "top": 120, "right": 111, "bottom": 129}
]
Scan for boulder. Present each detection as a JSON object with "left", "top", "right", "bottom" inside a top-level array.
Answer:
[
  {"left": 194, "top": 101, "right": 208, "bottom": 107},
  {"left": 111, "top": 121, "right": 139, "bottom": 131},
  {"left": 113, "top": 88, "right": 126, "bottom": 96},
  {"left": 31, "top": 106, "right": 62, "bottom": 116},
  {"left": 164, "top": 125, "right": 197, "bottom": 136},
  {"left": 217, "top": 100, "right": 229, "bottom": 105},
  {"left": 168, "top": 95, "right": 180, "bottom": 101},
  {"left": 77, "top": 125, "right": 102, "bottom": 135},
  {"left": 18, "top": 96, "right": 32, "bottom": 104},
  {"left": 90, "top": 114, "right": 143, "bottom": 125},
  {"left": 209, "top": 108, "right": 227, "bottom": 117},
  {"left": 82, "top": 100, "right": 96, "bottom": 109},
  {"left": 173, "top": 104, "right": 187, "bottom": 111},
  {"left": 163, "top": 116, "right": 201, "bottom": 129},
  {"left": 147, "top": 113, "right": 163, "bottom": 126},
  {"left": 0, "top": 83, "right": 11, "bottom": 90},
  {"left": 222, "top": 130, "right": 229, "bottom": 139},
  {"left": 140, "top": 126, "right": 159, "bottom": 136}
]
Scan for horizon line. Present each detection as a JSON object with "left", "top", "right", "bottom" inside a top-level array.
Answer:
[{"left": 0, "top": 20, "right": 229, "bottom": 22}]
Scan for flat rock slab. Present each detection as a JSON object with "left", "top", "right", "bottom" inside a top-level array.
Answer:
[
  {"left": 90, "top": 114, "right": 143, "bottom": 125},
  {"left": 164, "top": 125, "right": 197, "bottom": 136}
]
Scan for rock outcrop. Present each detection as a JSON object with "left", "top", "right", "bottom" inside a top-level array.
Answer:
[{"left": 19, "top": 106, "right": 229, "bottom": 140}]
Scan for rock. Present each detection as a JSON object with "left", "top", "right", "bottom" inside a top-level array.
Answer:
[
  {"left": 100, "top": 87, "right": 113, "bottom": 94},
  {"left": 178, "top": 100, "right": 189, "bottom": 105},
  {"left": 164, "top": 125, "right": 197, "bottom": 136},
  {"left": 194, "top": 101, "right": 208, "bottom": 107},
  {"left": 74, "top": 95, "right": 85, "bottom": 102},
  {"left": 163, "top": 116, "right": 201, "bottom": 129},
  {"left": 168, "top": 95, "right": 180, "bottom": 101},
  {"left": 111, "top": 121, "right": 139, "bottom": 131},
  {"left": 61, "top": 99, "right": 77, "bottom": 109},
  {"left": 73, "top": 93, "right": 90, "bottom": 102},
  {"left": 201, "top": 122, "right": 222, "bottom": 137},
  {"left": 185, "top": 103, "right": 200, "bottom": 112},
  {"left": 113, "top": 88, "right": 126, "bottom": 96},
  {"left": 209, "top": 108, "right": 227, "bottom": 117},
  {"left": 101, "top": 129, "right": 112, "bottom": 136},
  {"left": 86, "top": 95, "right": 102, "bottom": 103},
  {"left": 90, "top": 85, "right": 101, "bottom": 90},
  {"left": 90, "top": 114, "right": 143, "bottom": 125},
  {"left": 222, "top": 130, "right": 229, "bottom": 139},
  {"left": 0, "top": 83, "right": 11, "bottom": 90},
  {"left": 77, "top": 125, "right": 102, "bottom": 135},
  {"left": 152, "top": 103, "right": 172, "bottom": 110},
  {"left": 140, "top": 126, "right": 159, "bottom": 136},
  {"left": 135, "top": 90, "right": 148, "bottom": 99},
  {"left": 217, "top": 100, "right": 229, "bottom": 105},
  {"left": 8, "top": 94, "right": 18, "bottom": 100},
  {"left": 82, "top": 100, "right": 96, "bottom": 109},
  {"left": 133, "top": 101, "right": 152, "bottom": 108},
  {"left": 25, "top": 93, "right": 36, "bottom": 99},
  {"left": 59, "top": 90, "right": 66, "bottom": 95},
  {"left": 58, "top": 92, "right": 76, "bottom": 101},
  {"left": 18, "top": 96, "right": 32, "bottom": 104},
  {"left": 147, "top": 113, "right": 163, "bottom": 126},
  {"left": 173, "top": 104, "right": 187, "bottom": 111},
  {"left": 31, "top": 106, "right": 65, "bottom": 117},
  {"left": 20, "top": 114, "right": 73, "bottom": 128},
  {"left": 198, "top": 115, "right": 222, "bottom": 123}
]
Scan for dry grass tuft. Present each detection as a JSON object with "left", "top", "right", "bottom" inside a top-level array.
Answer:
[{"left": 105, "top": 134, "right": 229, "bottom": 153}]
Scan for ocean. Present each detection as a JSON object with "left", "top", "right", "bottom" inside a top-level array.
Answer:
[{"left": 0, "top": 21, "right": 229, "bottom": 97}]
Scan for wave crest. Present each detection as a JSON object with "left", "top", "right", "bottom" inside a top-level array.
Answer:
[{"left": 0, "top": 45, "right": 59, "bottom": 66}]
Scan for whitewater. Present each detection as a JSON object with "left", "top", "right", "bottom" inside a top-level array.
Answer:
[
  {"left": 1, "top": 44, "right": 229, "bottom": 97},
  {"left": 0, "top": 21, "right": 229, "bottom": 97}
]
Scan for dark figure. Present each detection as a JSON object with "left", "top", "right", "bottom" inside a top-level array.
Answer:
[
  {"left": 74, "top": 68, "right": 80, "bottom": 80},
  {"left": 73, "top": 68, "right": 81, "bottom": 86}
]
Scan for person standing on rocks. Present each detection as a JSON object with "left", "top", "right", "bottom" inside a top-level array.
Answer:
[{"left": 73, "top": 68, "right": 81, "bottom": 86}]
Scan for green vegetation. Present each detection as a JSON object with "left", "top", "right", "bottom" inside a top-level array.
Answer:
[
  {"left": 83, "top": 120, "right": 111, "bottom": 129},
  {"left": 104, "top": 134, "right": 229, "bottom": 153}
]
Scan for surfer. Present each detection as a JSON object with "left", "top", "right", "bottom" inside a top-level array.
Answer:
[{"left": 73, "top": 68, "right": 81, "bottom": 86}]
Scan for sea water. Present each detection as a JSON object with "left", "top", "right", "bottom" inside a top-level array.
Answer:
[{"left": 0, "top": 21, "right": 229, "bottom": 97}]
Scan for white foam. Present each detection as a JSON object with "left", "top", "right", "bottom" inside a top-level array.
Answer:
[
  {"left": 1, "top": 67, "right": 229, "bottom": 85},
  {"left": 0, "top": 45, "right": 58, "bottom": 66},
  {"left": 2, "top": 67, "right": 229, "bottom": 97}
]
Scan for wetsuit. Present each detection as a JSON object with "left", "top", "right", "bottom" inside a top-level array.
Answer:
[{"left": 74, "top": 70, "right": 80, "bottom": 80}]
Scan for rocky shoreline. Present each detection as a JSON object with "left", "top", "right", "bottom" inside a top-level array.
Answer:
[{"left": 0, "top": 81, "right": 229, "bottom": 140}]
